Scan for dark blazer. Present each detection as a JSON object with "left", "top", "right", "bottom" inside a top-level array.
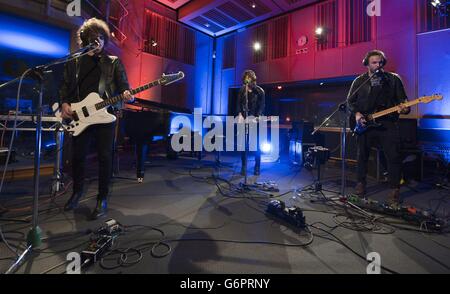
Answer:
[
  {"left": 59, "top": 54, "right": 130, "bottom": 109},
  {"left": 236, "top": 85, "right": 265, "bottom": 117},
  {"left": 347, "top": 71, "right": 409, "bottom": 119}
]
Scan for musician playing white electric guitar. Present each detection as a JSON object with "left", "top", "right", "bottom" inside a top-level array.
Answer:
[{"left": 59, "top": 18, "right": 134, "bottom": 220}]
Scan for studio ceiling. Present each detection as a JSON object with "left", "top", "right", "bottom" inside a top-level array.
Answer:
[{"left": 156, "top": 0, "right": 322, "bottom": 36}]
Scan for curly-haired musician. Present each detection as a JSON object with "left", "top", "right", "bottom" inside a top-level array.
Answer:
[{"left": 60, "top": 18, "right": 134, "bottom": 219}]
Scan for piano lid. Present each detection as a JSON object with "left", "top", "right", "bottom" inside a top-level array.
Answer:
[{"left": 126, "top": 98, "right": 192, "bottom": 114}]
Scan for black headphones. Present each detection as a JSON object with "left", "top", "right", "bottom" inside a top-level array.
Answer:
[
  {"left": 79, "top": 29, "right": 88, "bottom": 46},
  {"left": 79, "top": 29, "right": 102, "bottom": 47},
  {"left": 362, "top": 50, "right": 387, "bottom": 67}
]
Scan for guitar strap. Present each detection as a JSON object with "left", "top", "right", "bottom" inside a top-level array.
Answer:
[
  {"left": 98, "top": 55, "right": 109, "bottom": 100},
  {"left": 75, "top": 58, "right": 81, "bottom": 102}
]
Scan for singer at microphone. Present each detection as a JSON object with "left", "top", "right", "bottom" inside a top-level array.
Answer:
[
  {"left": 346, "top": 50, "right": 410, "bottom": 206},
  {"left": 59, "top": 18, "right": 133, "bottom": 220},
  {"left": 235, "top": 70, "right": 265, "bottom": 176}
]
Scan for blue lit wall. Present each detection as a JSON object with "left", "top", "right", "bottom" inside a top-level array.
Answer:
[
  {"left": 211, "top": 34, "right": 239, "bottom": 116},
  {"left": 0, "top": 12, "right": 70, "bottom": 114},
  {"left": 418, "top": 29, "right": 450, "bottom": 130},
  {"left": 194, "top": 32, "right": 213, "bottom": 114},
  {"left": 0, "top": 12, "right": 70, "bottom": 58}
]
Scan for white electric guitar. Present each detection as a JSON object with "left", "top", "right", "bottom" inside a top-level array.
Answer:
[{"left": 53, "top": 71, "right": 184, "bottom": 136}]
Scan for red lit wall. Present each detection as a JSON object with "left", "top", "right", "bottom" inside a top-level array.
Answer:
[
  {"left": 118, "top": 0, "right": 213, "bottom": 112},
  {"left": 214, "top": 0, "right": 422, "bottom": 118}
]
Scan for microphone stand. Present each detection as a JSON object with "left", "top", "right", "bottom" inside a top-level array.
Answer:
[
  {"left": 243, "top": 83, "right": 249, "bottom": 186},
  {"left": 0, "top": 43, "right": 98, "bottom": 91},
  {"left": 311, "top": 68, "right": 382, "bottom": 197},
  {"left": 238, "top": 83, "right": 272, "bottom": 196},
  {"left": 3, "top": 44, "right": 99, "bottom": 274}
]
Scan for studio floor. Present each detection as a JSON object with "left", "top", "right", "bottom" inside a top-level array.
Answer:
[{"left": 0, "top": 152, "right": 449, "bottom": 274}]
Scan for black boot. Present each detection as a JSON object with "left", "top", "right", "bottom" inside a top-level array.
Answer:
[
  {"left": 254, "top": 163, "right": 260, "bottom": 175},
  {"left": 254, "top": 156, "right": 261, "bottom": 176},
  {"left": 90, "top": 198, "right": 108, "bottom": 220},
  {"left": 240, "top": 153, "right": 247, "bottom": 176},
  {"left": 64, "top": 192, "right": 83, "bottom": 211}
]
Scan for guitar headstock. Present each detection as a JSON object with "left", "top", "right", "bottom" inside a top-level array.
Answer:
[
  {"left": 160, "top": 71, "right": 185, "bottom": 86},
  {"left": 419, "top": 94, "right": 444, "bottom": 104}
]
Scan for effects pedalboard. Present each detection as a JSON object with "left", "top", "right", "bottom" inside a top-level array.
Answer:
[
  {"left": 81, "top": 219, "right": 123, "bottom": 265},
  {"left": 266, "top": 200, "right": 306, "bottom": 229},
  {"left": 255, "top": 181, "right": 279, "bottom": 192},
  {"left": 342, "top": 195, "right": 447, "bottom": 231}
]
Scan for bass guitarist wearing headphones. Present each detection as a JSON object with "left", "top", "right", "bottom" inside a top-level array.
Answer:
[{"left": 347, "top": 50, "right": 410, "bottom": 206}]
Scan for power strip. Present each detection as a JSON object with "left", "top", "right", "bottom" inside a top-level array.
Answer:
[{"left": 266, "top": 200, "right": 306, "bottom": 229}]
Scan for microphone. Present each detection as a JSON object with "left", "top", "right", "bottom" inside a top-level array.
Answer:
[
  {"left": 73, "top": 41, "right": 99, "bottom": 57},
  {"left": 87, "top": 39, "right": 101, "bottom": 51},
  {"left": 374, "top": 64, "right": 384, "bottom": 74}
]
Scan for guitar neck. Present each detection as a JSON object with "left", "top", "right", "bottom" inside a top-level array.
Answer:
[
  {"left": 95, "top": 80, "right": 161, "bottom": 110},
  {"left": 371, "top": 99, "right": 419, "bottom": 119}
]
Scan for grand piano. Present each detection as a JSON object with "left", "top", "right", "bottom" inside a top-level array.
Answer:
[{"left": 122, "top": 97, "right": 192, "bottom": 181}]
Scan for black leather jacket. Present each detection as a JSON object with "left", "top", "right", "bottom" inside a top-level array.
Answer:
[
  {"left": 59, "top": 54, "right": 130, "bottom": 109},
  {"left": 347, "top": 71, "right": 409, "bottom": 119},
  {"left": 236, "top": 85, "right": 265, "bottom": 117}
]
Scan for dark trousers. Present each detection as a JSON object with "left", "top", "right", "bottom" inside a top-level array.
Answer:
[
  {"left": 71, "top": 122, "right": 115, "bottom": 200},
  {"left": 356, "top": 120, "right": 402, "bottom": 188},
  {"left": 241, "top": 150, "right": 261, "bottom": 169},
  {"left": 136, "top": 142, "right": 148, "bottom": 178},
  {"left": 241, "top": 126, "right": 261, "bottom": 169}
]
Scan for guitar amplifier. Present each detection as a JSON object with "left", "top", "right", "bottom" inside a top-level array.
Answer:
[{"left": 289, "top": 140, "right": 315, "bottom": 165}]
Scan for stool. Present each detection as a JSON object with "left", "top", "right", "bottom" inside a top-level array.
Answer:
[{"left": 369, "top": 147, "right": 423, "bottom": 182}]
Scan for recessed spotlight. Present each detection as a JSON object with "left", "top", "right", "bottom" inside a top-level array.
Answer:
[
  {"left": 253, "top": 42, "right": 261, "bottom": 51},
  {"left": 251, "top": 3, "right": 256, "bottom": 9},
  {"left": 205, "top": 23, "right": 210, "bottom": 27},
  {"left": 277, "top": 86, "right": 283, "bottom": 90},
  {"left": 315, "top": 27, "right": 324, "bottom": 35},
  {"left": 431, "top": 0, "right": 441, "bottom": 7}
]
